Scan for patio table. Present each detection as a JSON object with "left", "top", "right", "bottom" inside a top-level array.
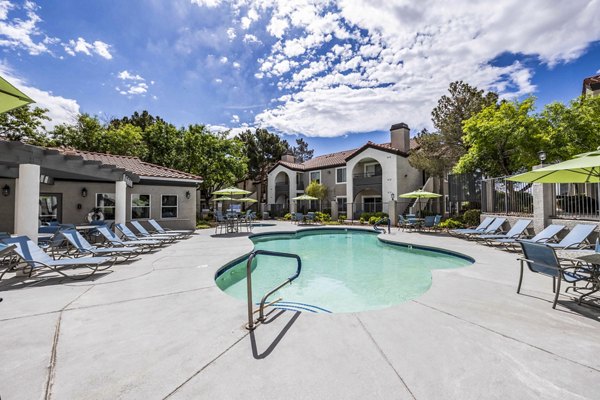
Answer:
[{"left": 557, "top": 250, "right": 600, "bottom": 305}]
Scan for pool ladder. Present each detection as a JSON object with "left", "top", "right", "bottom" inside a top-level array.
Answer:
[{"left": 245, "top": 249, "right": 302, "bottom": 330}]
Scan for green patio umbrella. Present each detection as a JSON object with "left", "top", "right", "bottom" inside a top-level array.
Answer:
[
  {"left": 508, "top": 149, "right": 600, "bottom": 219},
  {"left": 238, "top": 197, "right": 258, "bottom": 203},
  {"left": 0, "top": 75, "right": 34, "bottom": 114},
  {"left": 399, "top": 189, "right": 441, "bottom": 217},
  {"left": 212, "top": 196, "right": 234, "bottom": 201},
  {"left": 212, "top": 186, "right": 251, "bottom": 196},
  {"left": 292, "top": 194, "right": 318, "bottom": 201}
]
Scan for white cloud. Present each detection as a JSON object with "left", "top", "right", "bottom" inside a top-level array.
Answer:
[
  {"left": 220, "top": 0, "right": 600, "bottom": 137},
  {"left": 190, "top": 0, "right": 222, "bottom": 7},
  {"left": 0, "top": 1, "right": 114, "bottom": 59},
  {"left": 232, "top": 61, "right": 241, "bottom": 69},
  {"left": 0, "top": 0, "right": 49, "bottom": 55},
  {"left": 115, "top": 70, "right": 150, "bottom": 96},
  {"left": 64, "top": 37, "right": 112, "bottom": 59},
  {"left": 226, "top": 27, "right": 236, "bottom": 40},
  {"left": 219, "top": 56, "right": 228, "bottom": 64},
  {"left": 0, "top": 62, "right": 79, "bottom": 128},
  {"left": 207, "top": 124, "right": 247, "bottom": 138},
  {"left": 214, "top": 78, "right": 223, "bottom": 84},
  {"left": 230, "top": 114, "right": 240, "bottom": 123},
  {"left": 243, "top": 34, "right": 261, "bottom": 44},
  {"left": 118, "top": 70, "right": 144, "bottom": 81}
]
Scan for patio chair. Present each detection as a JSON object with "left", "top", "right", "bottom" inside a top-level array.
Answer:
[
  {"left": 148, "top": 219, "right": 194, "bottom": 237},
  {"left": 130, "top": 221, "right": 179, "bottom": 242},
  {"left": 477, "top": 219, "right": 532, "bottom": 245},
  {"left": 449, "top": 216, "right": 495, "bottom": 236},
  {"left": 1, "top": 236, "right": 114, "bottom": 281},
  {"left": 398, "top": 215, "right": 418, "bottom": 231},
  {"left": 543, "top": 224, "right": 596, "bottom": 250},
  {"left": 495, "top": 224, "right": 565, "bottom": 251},
  {"left": 421, "top": 216, "right": 436, "bottom": 231},
  {"left": 116, "top": 224, "right": 174, "bottom": 245},
  {"left": 306, "top": 212, "right": 316, "bottom": 224},
  {"left": 95, "top": 226, "right": 162, "bottom": 251},
  {"left": 463, "top": 217, "right": 506, "bottom": 239},
  {"left": 432, "top": 215, "right": 442, "bottom": 231},
  {"left": 518, "top": 241, "right": 593, "bottom": 309},
  {"left": 60, "top": 229, "right": 140, "bottom": 262},
  {"left": 294, "top": 213, "right": 304, "bottom": 225}
]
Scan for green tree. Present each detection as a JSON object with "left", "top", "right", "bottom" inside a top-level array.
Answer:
[
  {"left": 109, "top": 110, "right": 165, "bottom": 131},
  {"left": 102, "top": 124, "right": 147, "bottom": 157},
  {"left": 408, "top": 129, "right": 454, "bottom": 177},
  {"left": 455, "top": 97, "right": 544, "bottom": 177},
  {"left": 540, "top": 95, "right": 600, "bottom": 161},
  {"left": 306, "top": 180, "right": 328, "bottom": 209},
  {"left": 432, "top": 80, "right": 499, "bottom": 161},
  {"left": 291, "top": 137, "right": 314, "bottom": 163},
  {"left": 52, "top": 114, "right": 106, "bottom": 151},
  {"left": 0, "top": 105, "right": 50, "bottom": 145},
  {"left": 238, "top": 128, "right": 289, "bottom": 203},
  {"left": 408, "top": 81, "right": 498, "bottom": 176},
  {"left": 176, "top": 125, "right": 248, "bottom": 204},
  {"left": 142, "top": 121, "right": 182, "bottom": 167}
]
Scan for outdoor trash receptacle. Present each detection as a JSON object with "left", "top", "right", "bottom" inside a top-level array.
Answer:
[{"left": 262, "top": 212, "right": 270, "bottom": 220}]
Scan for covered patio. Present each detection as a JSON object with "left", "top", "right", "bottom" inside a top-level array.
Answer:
[{"left": 0, "top": 140, "right": 139, "bottom": 242}]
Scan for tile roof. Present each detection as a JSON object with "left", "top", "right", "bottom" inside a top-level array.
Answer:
[
  {"left": 57, "top": 149, "right": 202, "bottom": 182},
  {"left": 270, "top": 138, "right": 418, "bottom": 172}
]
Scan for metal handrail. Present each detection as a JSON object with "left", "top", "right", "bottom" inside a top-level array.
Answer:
[{"left": 246, "top": 249, "right": 302, "bottom": 330}]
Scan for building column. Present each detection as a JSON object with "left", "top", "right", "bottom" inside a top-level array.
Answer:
[
  {"left": 289, "top": 172, "right": 296, "bottom": 214},
  {"left": 14, "top": 164, "right": 40, "bottom": 243},
  {"left": 114, "top": 180, "right": 127, "bottom": 227},
  {"left": 331, "top": 200, "right": 338, "bottom": 220},
  {"left": 388, "top": 200, "right": 397, "bottom": 227}
]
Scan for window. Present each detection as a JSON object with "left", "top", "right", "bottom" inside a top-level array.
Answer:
[
  {"left": 363, "top": 196, "right": 382, "bottom": 213},
  {"left": 39, "top": 193, "right": 62, "bottom": 224},
  {"left": 131, "top": 194, "right": 151, "bottom": 219},
  {"left": 336, "top": 167, "right": 346, "bottom": 184},
  {"left": 364, "top": 163, "right": 382, "bottom": 177},
  {"left": 161, "top": 195, "right": 178, "bottom": 218},
  {"left": 337, "top": 196, "right": 347, "bottom": 213},
  {"left": 96, "top": 193, "right": 116, "bottom": 220},
  {"left": 309, "top": 171, "right": 321, "bottom": 183}
]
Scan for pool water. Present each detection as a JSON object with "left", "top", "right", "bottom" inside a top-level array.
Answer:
[{"left": 215, "top": 229, "right": 472, "bottom": 313}]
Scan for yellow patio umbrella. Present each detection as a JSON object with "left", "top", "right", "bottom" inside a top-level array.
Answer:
[
  {"left": 212, "top": 186, "right": 251, "bottom": 196},
  {"left": 0, "top": 75, "right": 34, "bottom": 114},
  {"left": 399, "top": 189, "right": 442, "bottom": 217}
]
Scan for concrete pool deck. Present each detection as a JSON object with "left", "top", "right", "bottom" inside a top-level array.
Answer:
[{"left": 1, "top": 221, "right": 599, "bottom": 399}]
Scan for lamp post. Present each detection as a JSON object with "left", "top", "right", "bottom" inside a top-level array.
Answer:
[{"left": 537, "top": 150, "right": 546, "bottom": 166}]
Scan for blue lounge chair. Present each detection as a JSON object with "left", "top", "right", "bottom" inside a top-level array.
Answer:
[
  {"left": 116, "top": 223, "right": 173, "bottom": 244},
  {"left": 495, "top": 224, "right": 565, "bottom": 251},
  {"left": 421, "top": 216, "right": 436, "bottom": 231},
  {"left": 60, "top": 229, "right": 140, "bottom": 262},
  {"left": 305, "top": 212, "right": 316, "bottom": 224},
  {"left": 544, "top": 224, "right": 596, "bottom": 250},
  {"left": 449, "top": 216, "right": 495, "bottom": 236},
  {"left": 130, "top": 221, "right": 179, "bottom": 242},
  {"left": 518, "top": 241, "right": 592, "bottom": 309},
  {"left": 1, "top": 236, "right": 114, "bottom": 281},
  {"left": 95, "top": 226, "right": 161, "bottom": 251},
  {"left": 464, "top": 217, "right": 506, "bottom": 239},
  {"left": 398, "top": 215, "right": 418, "bottom": 231},
  {"left": 477, "top": 219, "right": 531, "bottom": 245},
  {"left": 294, "top": 213, "right": 304, "bottom": 225},
  {"left": 148, "top": 219, "right": 194, "bottom": 237}
]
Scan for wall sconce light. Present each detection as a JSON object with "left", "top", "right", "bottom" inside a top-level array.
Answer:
[
  {"left": 81, "top": 187, "right": 88, "bottom": 198},
  {"left": 185, "top": 190, "right": 191, "bottom": 199},
  {"left": 537, "top": 150, "right": 546, "bottom": 165},
  {"left": 390, "top": 193, "right": 395, "bottom": 201},
  {"left": 2, "top": 184, "right": 10, "bottom": 197}
]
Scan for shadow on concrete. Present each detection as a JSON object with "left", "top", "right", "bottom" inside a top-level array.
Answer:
[
  {"left": 518, "top": 291, "right": 600, "bottom": 322},
  {"left": 0, "top": 271, "right": 112, "bottom": 292},
  {"left": 210, "top": 232, "right": 252, "bottom": 238},
  {"left": 249, "top": 310, "right": 301, "bottom": 359}
]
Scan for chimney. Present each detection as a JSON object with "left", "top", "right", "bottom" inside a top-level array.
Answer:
[
  {"left": 390, "top": 122, "right": 410, "bottom": 153},
  {"left": 281, "top": 150, "right": 295, "bottom": 163}
]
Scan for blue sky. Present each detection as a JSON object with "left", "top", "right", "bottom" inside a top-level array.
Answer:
[{"left": 1, "top": 0, "right": 599, "bottom": 156}]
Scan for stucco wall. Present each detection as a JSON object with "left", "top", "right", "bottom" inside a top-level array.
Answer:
[{"left": 0, "top": 179, "right": 197, "bottom": 232}]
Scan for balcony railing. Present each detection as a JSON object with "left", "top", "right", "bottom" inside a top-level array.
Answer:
[{"left": 353, "top": 173, "right": 382, "bottom": 199}]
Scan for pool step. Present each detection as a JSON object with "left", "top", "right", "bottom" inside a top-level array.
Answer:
[{"left": 258, "top": 301, "right": 332, "bottom": 314}]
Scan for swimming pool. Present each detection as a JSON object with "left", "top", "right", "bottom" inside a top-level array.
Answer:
[{"left": 215, "top": 228, "right": 473, "bottom": 313}]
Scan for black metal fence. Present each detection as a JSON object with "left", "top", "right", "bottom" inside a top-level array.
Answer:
[
  {"left": 448, "top": 172, "right": 482, "bottom": 212},
  {"left": 551, "top": 183, "right": 599, "bottom": 220},
  {"left": 481, "top": 177, "right": 533, "bottom": 216}
]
